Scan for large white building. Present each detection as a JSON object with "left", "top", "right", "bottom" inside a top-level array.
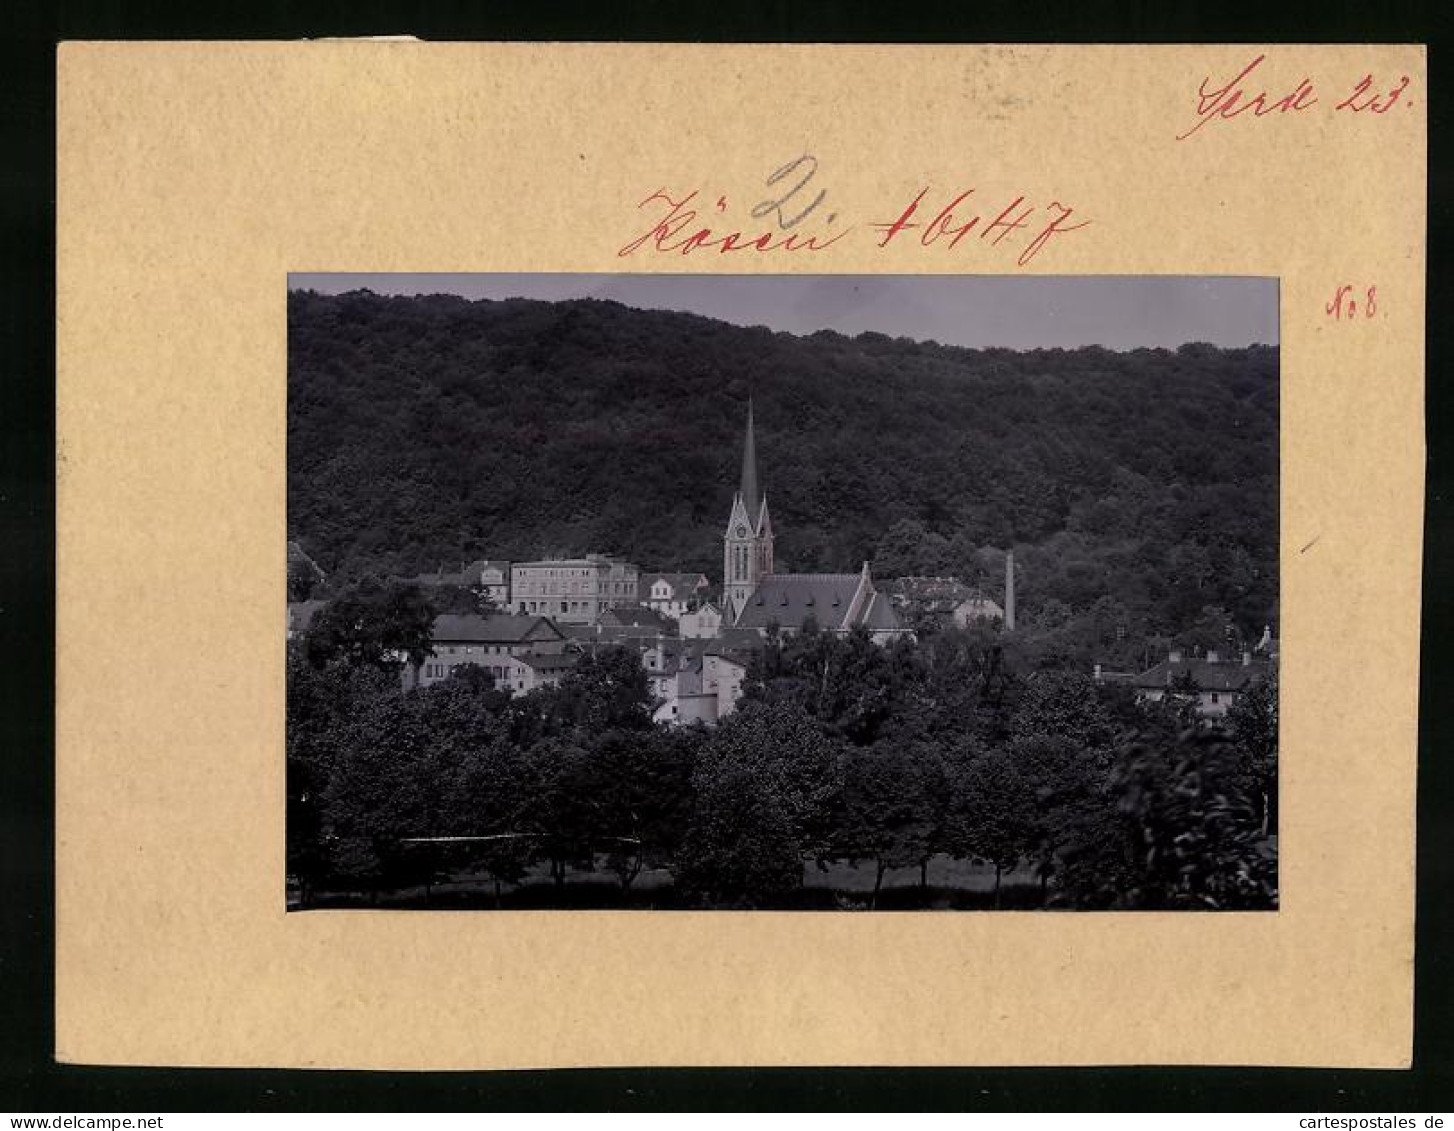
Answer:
[{"left": 511, "top": 554, "right": 640, "bottom": 623}]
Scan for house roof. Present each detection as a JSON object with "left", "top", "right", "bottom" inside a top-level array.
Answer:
[
  {"left": 1134, "top": 658, "right": 1267, "bottom": 692},
  {"left": 956, "top": 596, "right": 1005, "bottom": 619},
  {"left": 640, "top": 572, "right": 708, "bottom": 600},
  {"left": 561, "top": 622, "right": 677, "bottom": 645},
  {"left": 431, "top": 613, "right": 564, "bottom": 644},
  {"left": 287, "top": 542, "right": 325, "bottom": 577},
  {"left": 599, "top": 605, "right": 675, "bottom": 630},
  {"left": 708, "top": 627, "right": 769, "bottom": 653},
  {"left": 888, "top": 575, "right": 977, "bottom": 605},
  {"left": 733, "top": 573, "right": 865, "bottom": 631},
  {"left": 514, "top": 555, "right": 638, "bottom": 571}
]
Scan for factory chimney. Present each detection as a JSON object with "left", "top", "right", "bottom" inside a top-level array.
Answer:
[{"left": 1005, "top": 549, "right": 1016, "bottom": 632}]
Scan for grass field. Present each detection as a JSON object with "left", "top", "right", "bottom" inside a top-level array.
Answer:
[{"left": 297, "top": 853, "right": 1048, "bottom": 911}]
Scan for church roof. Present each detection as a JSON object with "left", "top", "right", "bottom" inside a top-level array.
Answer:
[
  {"left": 734, "top": 573, "right": 864, "bottom": 631},
  {"left": 859, "top": 590, "right": 909, "bottom": 633}
]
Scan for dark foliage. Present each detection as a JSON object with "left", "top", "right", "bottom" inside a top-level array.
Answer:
[
  {"left": 288, "top": 618, "right": 1277, "bottom": 910},
  {"left": 288, "top": 289, "right": 1277, "bottom": 670},
  {"left": 285, "top": 288, "right": 1279, "bottom": 910}
]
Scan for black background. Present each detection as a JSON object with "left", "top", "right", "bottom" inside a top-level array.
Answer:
[{"left": 2, "top": 0, "right": 1450, "bottom": 1112}]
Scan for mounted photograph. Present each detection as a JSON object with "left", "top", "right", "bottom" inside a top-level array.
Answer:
[{"left": 285, "top": 273, "right": 1279, "bottom": 912}]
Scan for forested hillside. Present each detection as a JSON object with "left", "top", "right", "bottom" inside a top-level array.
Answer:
[{"left": 288, "top": 289, "right": 1278, "bottom": 661}]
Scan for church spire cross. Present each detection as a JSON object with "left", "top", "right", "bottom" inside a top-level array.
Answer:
[{"left": 738, "top": 397, "right": 760, "bottom": 520}]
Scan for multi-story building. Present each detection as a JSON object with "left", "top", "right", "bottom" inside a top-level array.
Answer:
[
  {"left": 510, "top": 554, "right": 640, "bottom": 623},
  {"left": 407, "top": 613, "right": 567, "bottom": 689}
]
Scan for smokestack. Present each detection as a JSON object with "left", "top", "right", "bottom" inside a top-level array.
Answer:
[{"left": 1005, "top": 549, "right": 1016, "bottom": 632}]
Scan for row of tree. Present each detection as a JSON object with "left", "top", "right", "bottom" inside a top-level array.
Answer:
[{"left": 288, "top": 599, "right": 1278, "bottom": 911}]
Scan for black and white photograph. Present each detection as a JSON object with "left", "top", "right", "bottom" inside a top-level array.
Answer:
[{"left": 285, "top": 273, "right": 1279, "bottom": 912}]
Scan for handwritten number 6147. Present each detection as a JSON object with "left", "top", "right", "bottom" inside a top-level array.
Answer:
[{"left": 1326, "top": 284, "right": 1378, "bottom": 320}]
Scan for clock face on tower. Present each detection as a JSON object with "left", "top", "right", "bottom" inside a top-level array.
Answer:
[{"left": 736, "top": 525, "right": 746, "bottom": 538}]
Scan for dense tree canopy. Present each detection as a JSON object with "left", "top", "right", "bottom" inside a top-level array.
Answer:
[
  {"left": 286, "top": 288, "right": 1279, "bottom": 911},
  {"left": 288, "top": 289, "right": 1278, "bottom": 665},
  {"left": 289, "top": 618, "right": 1277, "bottom": 910}
]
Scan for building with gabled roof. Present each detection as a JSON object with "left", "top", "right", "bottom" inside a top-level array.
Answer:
[
  {"left": 679, "top": 599, "right": 724, "bottom": 639},
  {"left": 733, "top": 563, "right": 911, "bottom": 644},
  {"left": 406, "top": 612, "right": 567, "bottom": 689},
  {"left": 639, "top": 571, "right": 710, "bottom": 618},
  {"left": 1129, "top": 648, "right": 1274, "bottom": 719}
]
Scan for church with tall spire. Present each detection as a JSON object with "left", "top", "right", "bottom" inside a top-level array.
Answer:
[
  {"left": 722, "top": 399, "right": 774, "bottom": 623},
  {"left": 720, "top": 399, "right": 910, "bottom": 643}
]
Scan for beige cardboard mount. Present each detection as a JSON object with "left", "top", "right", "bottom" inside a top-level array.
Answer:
[{"left": 56, "top": 43, "right": 1424, "bottom": 1069}]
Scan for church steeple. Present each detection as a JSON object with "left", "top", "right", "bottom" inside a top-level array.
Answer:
[
  {"left": 723, "top": 397, "right": 775, "bottom": 624},
  {"left": 739, "top": 398, "right": 760, "bottom": 520}
]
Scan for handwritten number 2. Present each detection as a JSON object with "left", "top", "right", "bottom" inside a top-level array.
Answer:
[{"left": 752, "top": 156, "right": 827, "bottom": 230}]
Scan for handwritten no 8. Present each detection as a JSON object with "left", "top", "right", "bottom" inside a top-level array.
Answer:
[{"left": 1326, "top": 285, "right": 1379, "bottom": 321}]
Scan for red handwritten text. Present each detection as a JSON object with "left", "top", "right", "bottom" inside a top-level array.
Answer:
[
  {"left": 1176, "top": 55, "right": 1318, "bottom": 141},
  {"left": 618, "top": 190, "right": 851, "bottom": 257},
  {"left": 1334, "top": 74, "right": 1410, "bottom": 114},
  {"left": 1326, "top": 284, "right": 1379, "bottom": 320},
  {"left": 870, "top": 188, "right": 1091, "bottom": 267},
  {"left": 619, "top": 185, "right": 1091, "bottom": 267},
  {"left": 1177, "top": 55, "right": 1415, "bottom": 139}
]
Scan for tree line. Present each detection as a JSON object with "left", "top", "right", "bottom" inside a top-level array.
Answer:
[
  {"left": 289, "top": 588, "right": 1278, "bottom": 911},
  {"left": 287, "top": 289, "right": 1278, "bottom": 672}
]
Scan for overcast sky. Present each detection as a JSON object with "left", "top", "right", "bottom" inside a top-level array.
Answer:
[{"left": 288, "top": 273, "right": 1278, "bottom": 351}]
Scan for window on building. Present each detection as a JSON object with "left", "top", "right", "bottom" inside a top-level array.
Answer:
[
  {"left": 1210, "top": 692, "right": 1220, "bottom": 703},
  {"left": 561, "top": 601, "right": 569, "bottom": 613}
]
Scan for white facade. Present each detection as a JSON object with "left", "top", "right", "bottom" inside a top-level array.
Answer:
[
  {"left": 642, "top": 572, "right": 709, "bottom": 620},
  {"left": 679, "top": 601, "right": 723, "bottom": 639},
  {"left": 511, "top": 555, "right": 640, "bottom": 623}
]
